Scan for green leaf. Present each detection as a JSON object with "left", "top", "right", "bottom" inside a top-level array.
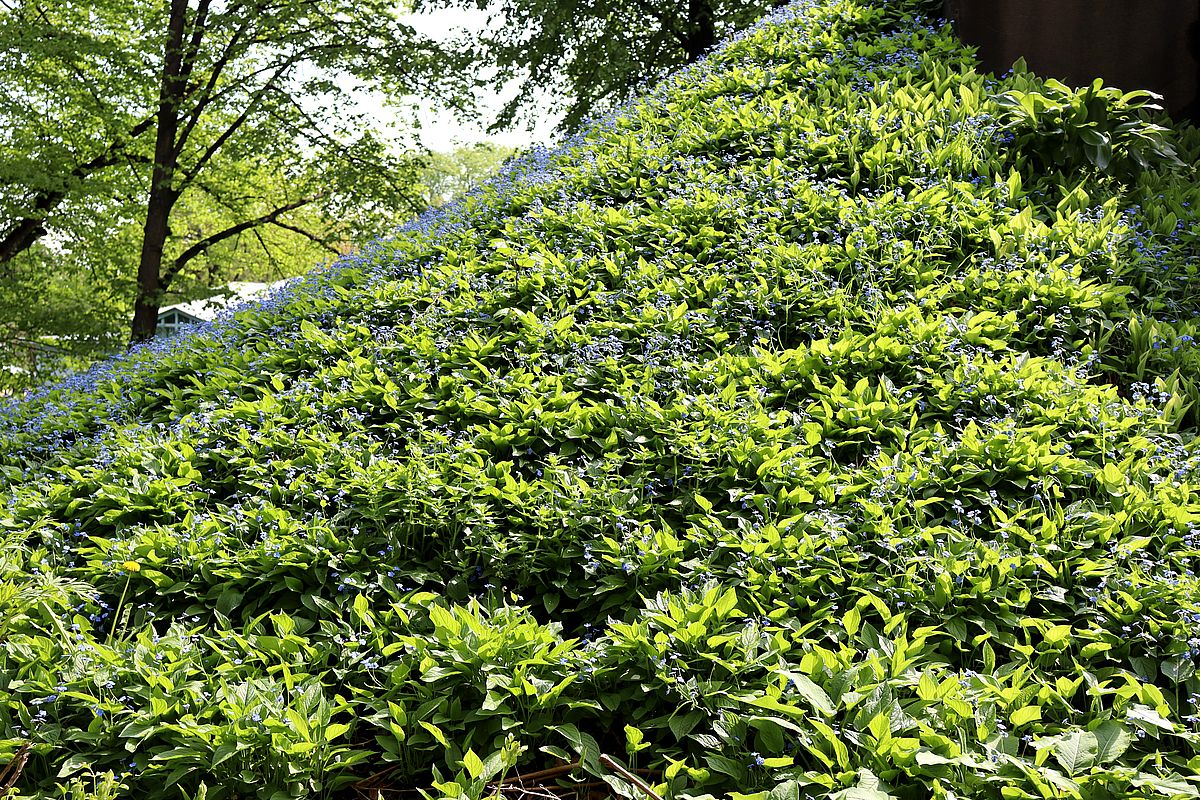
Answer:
[
  {"left": 57, "top": 754, "right": 92, "bottom": 779},
  {"left": 1011, "top": 705, "right": 1042, "bottom": 727},
  {"left": 211, "top": 743, "right": 237, "bottom": 768},
  {"left": 1053, "top": 730, "right": 1098, "bottom": 775},
  {"left": 714, "top": 587, "right": 739, "bottom": 618},
  {"left": 914, "top": 750, "right": 998, "bottom": 772},
  {"left": 555, "top": 723, "right": 602, "bottom": 773},
  {"left": 325, "top": 722, "right": 351, "bottom": 742},
  {"left": 1163, "top": 658, "right": 1195, "bottom": 684},
  {"left": 624, "top": 724, "right": 649, "bottom": 753},
  {"left": 1043, "top": 624, "right": 1073, "bottom": 647},
  {"left": 843, "top": 606, "right": 861, "bottom": 637},
  {"left": 462, "top": 749, "right": 485, "bottom": 780},
  {"left": 705, "top": 754, "right": 746, "bottom": 780},
  {"left": 668, "top": 710, "right": 705, "bottom": 740},
  {"left": 832, "top": 770, "right": 894, "bottom": 800},
  {"left": 779, "top": 672, "right": 836, "bottom": 716},
  {"left": 1130, "top": 774, "right": 1200, "bottom": 797},
  {"left": 750, "top": 718, "right": 786, "bottom": 752},
  {"left": 420, "top": 721, "right": 450, "bottom": 747},
  {"left": 916, "top": 672, "right": 938, "bottom": 702},
  {"left": 1128, "top": 704, "right": 1174, "bottom": 731},
  {"left": 768, "top": 781, "right": 800, "bottom": 800},
  {"left": 1091, "top": 721, "right": 1132, "bottom": 765}
]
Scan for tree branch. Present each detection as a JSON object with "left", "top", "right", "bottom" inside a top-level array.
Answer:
[
  {"left": 162, "top": 195, "right": 316, "bottom": 290},
  {"left": 269, "top": 219, "right": 342, "bottom": 255},
  {"left": 176, "top": 0, "right": 212, "bottom": 88},
  {"left": 174, "top": 5, "right": 252, "bottom": 154},
  {"left": 0, "top": 113, "right": 157, "bottom": 266},
  {"left": 177, "top": 62, "right": 297, "bottom": 188}
]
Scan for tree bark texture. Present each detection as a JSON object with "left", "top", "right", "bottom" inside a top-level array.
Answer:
[
  {"left": 945, "top": 0, "right": 1200, "bottom": 119},
  {"left": 682, "top": 0, "right": 715, "bottom": 61},
  {"left": 131, "top": 0, "right": 190, "bottom": 343}
]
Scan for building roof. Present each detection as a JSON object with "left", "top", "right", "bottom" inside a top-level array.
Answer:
[{"left": 158, "top": 280, "right": 289, "bottom": 323}]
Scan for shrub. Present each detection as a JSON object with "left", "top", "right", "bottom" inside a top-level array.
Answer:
[
  {"left": 995, "top": 63, "right": 1186, "bottom": 182},
  {"left": 3, "top": 1, "right": 1200, "bottom": 799}
]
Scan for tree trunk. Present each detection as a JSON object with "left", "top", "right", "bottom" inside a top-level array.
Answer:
[
  {"left": 131, "top": 0, "right": 190, "bottom": 344},
  {"left": 682, "top": 0, "right": 715, "bottom": 61},
  {"left": 0, "top": 217, "right": 47, "bottom": 267},
  {"left": 944, "top": 0, "right": 1200, "bottom": 119}
]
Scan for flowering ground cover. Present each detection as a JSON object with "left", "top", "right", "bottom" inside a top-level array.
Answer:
[{"left": 4, "top": 0, "right": 1200, "bottom": 797}]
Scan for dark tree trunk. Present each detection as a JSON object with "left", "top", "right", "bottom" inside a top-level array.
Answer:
[
  {"left": 0, "top": 217, "right": 47, "bottom": 267},
  {"left": 944, "top": 0, "right": 1200, "bottom": 119},
  {"left": 682, "top": 0, "right": 715, "bottom": 61},
  {"left": 0, "top": 114, "right": 156, "bottom": 269},
  {"left": 131, "top": 0, "right": 190, "bottom": 344}
]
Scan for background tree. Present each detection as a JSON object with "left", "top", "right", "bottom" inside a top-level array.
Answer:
[
  {"left": 0, "top": 244, "right": 131, "bottom": 393},
  {"left": 0, "top": 0, "right": 465, "bottom": 344},
  {"left": 410, "top": 0, "right": 789, "bottom": 132},
  {"left": 417, "top": 142, "right": 516, "bottom": 207}
]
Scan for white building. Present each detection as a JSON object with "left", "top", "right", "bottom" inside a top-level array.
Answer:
[{"left": 156, "top": 281, "right": 289, "bottom": 336}]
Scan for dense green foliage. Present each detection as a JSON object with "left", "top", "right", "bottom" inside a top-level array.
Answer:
[
  {"left": 412, "top": 0, "right": 787, "bottom": 132},
  {"left": 4, "top": 0, "right": 1200, "bottom": 797},
  {"left": 417, "top": 144, "right": 518, "bottom": 208},
  {"left": 993, "top": 70, "right": 1185, "bottom": 183},
  {"left": 0, "top": 0, "right": 451, "bottom": 346},
  {"left": 0, "top": 145, "right": 514, "bottom": 395}
]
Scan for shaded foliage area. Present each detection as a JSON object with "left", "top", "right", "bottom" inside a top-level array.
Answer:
[
  {"left": 413, "top": 0, "right": 796, "bottom": 131},
  {"left": 3, "top": 1, "right": 1200, "bottom": 799},
  {"left": 0, "top": 0, "right": 457, "bottom": 344}
]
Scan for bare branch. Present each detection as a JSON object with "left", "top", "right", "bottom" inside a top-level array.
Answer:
[
  {"left": 162, "top": 195, "right": 316, "bottom": 289},
  {"left": 269, "top": 219, "right": 342, "bottom": 255}
]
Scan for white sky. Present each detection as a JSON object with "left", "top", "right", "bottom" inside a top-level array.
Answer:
[{"left": 390, "top": 7, "right": 561, "bottom": 151}]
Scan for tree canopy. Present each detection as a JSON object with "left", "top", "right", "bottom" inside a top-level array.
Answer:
[
  {"left": 412, "top": 0, "right": 789, "bottom": 131},
  {"left": 0, "top": 0, "right": 463, "bottom": 345}
]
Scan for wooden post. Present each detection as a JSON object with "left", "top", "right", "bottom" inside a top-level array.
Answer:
[{"left": 944, "top": 0, "right": 1200, "bottom": 120}]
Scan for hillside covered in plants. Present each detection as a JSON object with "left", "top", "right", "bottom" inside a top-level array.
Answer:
[{"left": 5, "top": 0, "right": 1200, "bottom": 797}]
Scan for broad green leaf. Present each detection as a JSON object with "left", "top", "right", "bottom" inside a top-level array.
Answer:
[
  {"left": 1053, "top": 730, "right": 1098, "bottom": 775},
  {"left": 1128, "top": 704, "right": 1174, "bottom": 731},
  {"left": 1091, "top": 721, "right": 1132, "bottom": 765},
  {"left": 669, "top": 711, "right": 706, "bottom": 740},
  {"left": 916, "top": 672, "right": 939, "bottom": 702},
  {"left": 714, "top": 587, "right": 739, "bottom": 618},
  {"left": 750, "top": 717, "right": 786, "bottom": 752},
  {"left": 462, "top": 749, "right": 485, "bottom": 780},
  {"left": 915, "top": 750, "right": 998, "bottom": 772},
  {"left": 778, "top": 672, "right": 836, "bottom": 716},
  {"left": 420, "top": 721, "right": 450, "bottom": 747},
  {"left": 843, "top": 606, "right": 861, "bottom": 637},
  {"left": 1130, "top": 774, "right": 1200, "bottom": 797},
  {"left": 1043, "top": 625, "right": 1073, "bottom": 647},
  {"left": 768, "top": 782, "right": 800, "bottom": 800},
  {"left": 1163, "top": 658, "right": 1195, "bottom": 684},
  {"left": 1010, "top": 706, "right": 1042, "bottom": 727}
]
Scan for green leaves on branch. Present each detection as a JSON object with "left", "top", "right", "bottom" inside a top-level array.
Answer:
[{"left": 994, "top": 65, "right": 1187, "bottom": 182}]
